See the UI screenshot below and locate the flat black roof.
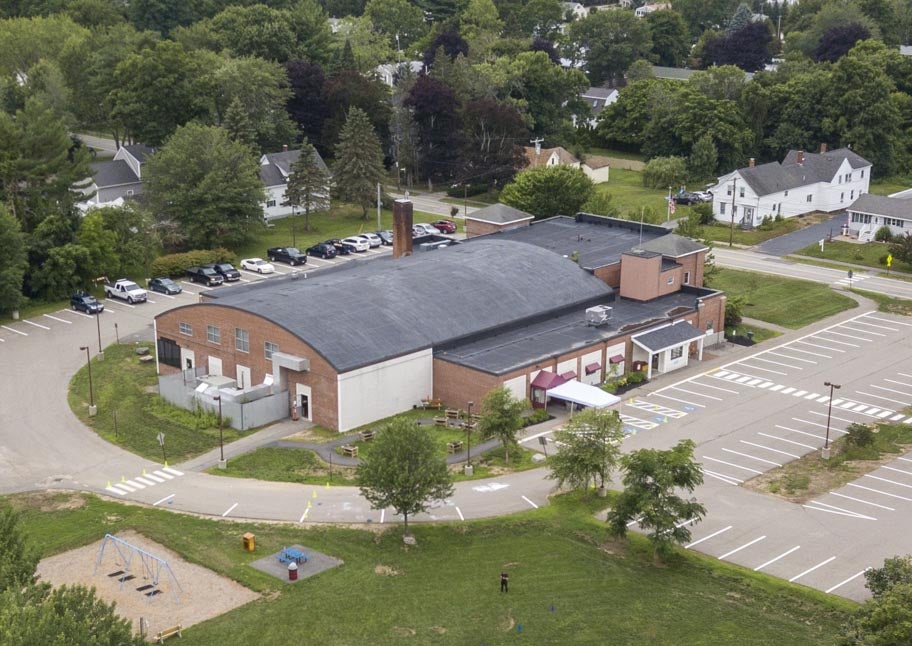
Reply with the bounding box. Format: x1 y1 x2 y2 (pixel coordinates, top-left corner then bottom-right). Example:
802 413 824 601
435 288 718 375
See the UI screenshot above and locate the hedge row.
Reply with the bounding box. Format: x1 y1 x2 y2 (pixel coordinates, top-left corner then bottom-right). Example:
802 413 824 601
150 248 236 278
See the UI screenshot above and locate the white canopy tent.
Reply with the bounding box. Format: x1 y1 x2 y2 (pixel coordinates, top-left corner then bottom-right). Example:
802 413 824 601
546 380 621 411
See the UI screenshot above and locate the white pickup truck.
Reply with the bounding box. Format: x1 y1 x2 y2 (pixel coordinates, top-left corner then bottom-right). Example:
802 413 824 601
104 279 148 304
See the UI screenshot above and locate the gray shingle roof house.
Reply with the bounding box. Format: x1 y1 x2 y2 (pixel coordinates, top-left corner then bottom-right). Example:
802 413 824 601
846 192 912 240
709 147 872 227
77 144 154 210
260 147 330 221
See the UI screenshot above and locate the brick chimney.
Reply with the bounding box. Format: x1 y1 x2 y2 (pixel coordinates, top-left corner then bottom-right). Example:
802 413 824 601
749 158 755 168
392 199 413 258
282 144 288 152
797 150 805 164
820 143 827 153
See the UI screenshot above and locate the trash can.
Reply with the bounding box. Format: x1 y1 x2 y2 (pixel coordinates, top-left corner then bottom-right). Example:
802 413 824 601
242 532 255 552
288 562 298 581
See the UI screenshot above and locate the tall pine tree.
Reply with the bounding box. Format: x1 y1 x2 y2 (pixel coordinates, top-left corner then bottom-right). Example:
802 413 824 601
283 140 329 231
333 107 385 219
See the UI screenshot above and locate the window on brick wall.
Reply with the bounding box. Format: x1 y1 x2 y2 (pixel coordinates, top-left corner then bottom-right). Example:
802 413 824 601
235 328 249 353
206 324 220 344
265 341 278 360
179 322 192 336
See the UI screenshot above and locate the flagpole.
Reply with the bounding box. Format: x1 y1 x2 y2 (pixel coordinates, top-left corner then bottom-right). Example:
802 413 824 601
667 186 672 222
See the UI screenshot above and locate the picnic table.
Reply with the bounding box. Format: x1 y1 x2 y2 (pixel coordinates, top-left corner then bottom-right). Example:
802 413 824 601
279 547 307 565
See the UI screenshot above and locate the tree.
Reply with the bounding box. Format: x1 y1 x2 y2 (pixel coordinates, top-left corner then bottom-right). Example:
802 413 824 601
365 0 427 50
283 141 329 231
357 417 454 538
0 207 27 314
76 211 118 280
476 386 528 464
334 16 394 73
422 29 469 68
500 165 594 218
222 97 258 150
606 439 706 559
643 156 688 189
647 9 691 67
727 3 752 32
814 23 871 63
285 60 327 151
841 556 912 644
405 74 464 183
144 123 264 249
460 0 503 59
0 506 37 593
548 409 624 494
515 0 563 40
462 98 528 185
333 107 386 219
889 233 912 266
627 59 655 82
320 69 391 159
701 21 772 73
689 134 718 180
565 10 653 87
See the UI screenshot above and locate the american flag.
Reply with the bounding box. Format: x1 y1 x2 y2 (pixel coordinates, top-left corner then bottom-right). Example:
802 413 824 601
668 198 676 214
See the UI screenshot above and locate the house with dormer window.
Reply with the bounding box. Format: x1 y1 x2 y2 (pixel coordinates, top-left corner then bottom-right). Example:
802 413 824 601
260 146 330 221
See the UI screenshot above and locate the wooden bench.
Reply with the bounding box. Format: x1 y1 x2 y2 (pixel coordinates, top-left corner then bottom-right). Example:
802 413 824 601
359 429 375 442
445 409 460 420
447 441 464 454
155 624 182 643
341 445 358 458
420 398 443 410
434 417 448 427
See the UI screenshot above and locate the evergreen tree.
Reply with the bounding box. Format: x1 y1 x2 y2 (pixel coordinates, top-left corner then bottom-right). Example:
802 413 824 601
689 134 719 180
333 106 385 219
283 140 329 231
222 97 257 151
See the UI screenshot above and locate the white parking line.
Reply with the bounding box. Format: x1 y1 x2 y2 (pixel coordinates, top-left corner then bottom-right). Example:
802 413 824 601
899 457 912 463
651 393 705 408
792 418 842 432
750 356 803 370
63 309 93 319
758 432 816 450
1 325 27 336
222 503 238 517
784 346 832 358
740 440 799 459
522 495 539 509
299 510 309 523
685 525 732 549
865 314 912 327
866 474 912 489
803 501 877 520
380 510 385 524
850 319 898 332
847 483 912 502
789 557 836 582
718 536 766 560
774 425 826 441
702 469 742 485
455 506 464 521
826 568 871 594
43 314 71 324
721 448 781 467
817 330 867 344
735 363 787 376
702 456 764 475
753 545 801 572
23 320 50 330
857 390 910 407
671 387 722 400
840 325 885 337
794 340 846 353
767 352 817 365
153 494 175 506
885 378 912 387
829 492 894 511
872 384 912 397
106 299 135 308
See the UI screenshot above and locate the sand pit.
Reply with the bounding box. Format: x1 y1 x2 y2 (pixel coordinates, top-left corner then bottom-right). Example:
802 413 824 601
36 531 258 639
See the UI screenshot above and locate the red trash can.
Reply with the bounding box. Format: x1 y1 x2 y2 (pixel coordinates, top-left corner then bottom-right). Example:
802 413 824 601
288 562 298 581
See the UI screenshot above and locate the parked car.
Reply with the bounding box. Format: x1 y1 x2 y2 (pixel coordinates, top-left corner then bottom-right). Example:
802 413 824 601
432 220 457 234
358 232 382 248
693 191 713 202
325 239 353 255
412 223 439 237
205 262 241 281
186 266 224 286
147 277 182 295
267 247 307 266
104 279 148 304
240 258 275 274
306 242 337 259
376 230 393 245
70 291 104 314
674 192 700 206
341 236 370 252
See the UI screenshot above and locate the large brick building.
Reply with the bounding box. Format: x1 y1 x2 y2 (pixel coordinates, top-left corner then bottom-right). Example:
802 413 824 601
155 210 725 431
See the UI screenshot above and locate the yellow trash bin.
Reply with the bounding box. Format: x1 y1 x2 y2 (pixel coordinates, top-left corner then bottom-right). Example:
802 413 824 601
242 532 255 552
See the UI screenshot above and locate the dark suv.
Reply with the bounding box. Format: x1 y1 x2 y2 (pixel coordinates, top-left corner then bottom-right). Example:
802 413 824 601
267 247 308 266
186 266 224 286
70 291 104 314
205 262 241 281
306 242 337 259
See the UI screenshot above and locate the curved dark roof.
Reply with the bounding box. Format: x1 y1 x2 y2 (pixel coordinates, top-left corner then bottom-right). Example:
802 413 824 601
201 239 612 372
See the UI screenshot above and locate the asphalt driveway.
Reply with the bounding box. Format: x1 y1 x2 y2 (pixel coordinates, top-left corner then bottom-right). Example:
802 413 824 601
757 212 847 256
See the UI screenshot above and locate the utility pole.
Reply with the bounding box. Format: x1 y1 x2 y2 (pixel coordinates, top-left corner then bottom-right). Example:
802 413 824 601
377 183 381 231
729 176 738 248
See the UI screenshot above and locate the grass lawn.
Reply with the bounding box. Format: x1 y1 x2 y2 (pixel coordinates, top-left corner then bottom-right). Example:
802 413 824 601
868 178 911 196
69 343 243 462
590 168 691 220
725 324 780 344
0 297 72 326
7 491 853 645
794 240 912 275
698 219 801 246
209 447 358 486
852 289 912 316
585 147 646 162
231 204 438 262
706 268 857 328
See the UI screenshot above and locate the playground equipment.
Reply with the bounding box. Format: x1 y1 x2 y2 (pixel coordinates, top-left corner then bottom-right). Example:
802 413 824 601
93 534 183 605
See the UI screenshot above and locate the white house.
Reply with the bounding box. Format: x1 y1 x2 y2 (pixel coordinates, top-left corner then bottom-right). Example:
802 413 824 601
77 144 154 211
573 86 619 128
709 146 872 228
260 147 331 221
635 3 671 17
561 2 589 20
846 193 912 241
522 145 610 184
374 61 425 87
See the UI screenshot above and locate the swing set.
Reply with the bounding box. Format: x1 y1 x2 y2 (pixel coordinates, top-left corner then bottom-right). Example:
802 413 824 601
93 534 183 605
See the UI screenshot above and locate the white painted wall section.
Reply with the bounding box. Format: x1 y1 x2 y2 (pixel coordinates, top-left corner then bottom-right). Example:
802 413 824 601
503 375 526 401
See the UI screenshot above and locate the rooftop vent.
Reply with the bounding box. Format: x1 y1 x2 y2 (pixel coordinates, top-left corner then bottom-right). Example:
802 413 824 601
586 305 613 326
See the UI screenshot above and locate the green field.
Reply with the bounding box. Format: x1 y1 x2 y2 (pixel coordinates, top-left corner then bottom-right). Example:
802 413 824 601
706 268 857 328
699 219 801 246
8 492 853 645
794 240 912 275
868 178 911 196
589 168 691 220
69 343 243 462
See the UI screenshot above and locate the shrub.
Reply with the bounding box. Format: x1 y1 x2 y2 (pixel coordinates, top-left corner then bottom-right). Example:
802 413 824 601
642 156 688 189
846 423 875 448
626 371 647 385
758 215 774 230
878 254 891 266
446 182 489 198
691 202 715 225
522 408 550 427
874 225 893 242
601 382 618 394
150 248 236 277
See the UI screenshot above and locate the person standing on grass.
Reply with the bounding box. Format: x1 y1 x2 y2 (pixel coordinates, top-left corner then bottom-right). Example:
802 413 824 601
500 572 509 593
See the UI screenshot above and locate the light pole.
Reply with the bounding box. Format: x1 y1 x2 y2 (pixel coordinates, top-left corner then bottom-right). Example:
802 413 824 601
291 205 297 247
79 345 97 417
95 311 103 359
823 381 841 460
214 394 226 469
464 401 474 476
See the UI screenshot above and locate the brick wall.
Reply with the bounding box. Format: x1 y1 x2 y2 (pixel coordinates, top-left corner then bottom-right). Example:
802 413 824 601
465 218 531 239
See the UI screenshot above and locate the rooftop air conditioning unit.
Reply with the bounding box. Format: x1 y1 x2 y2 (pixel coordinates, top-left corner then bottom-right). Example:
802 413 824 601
586 305 613 326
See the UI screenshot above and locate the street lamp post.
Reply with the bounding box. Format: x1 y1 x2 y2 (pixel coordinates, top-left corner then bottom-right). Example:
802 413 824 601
95 311 104 359
291 205 297 247
214 394 226 469
79 345 97 417
823 381 841 460
464 401 474 476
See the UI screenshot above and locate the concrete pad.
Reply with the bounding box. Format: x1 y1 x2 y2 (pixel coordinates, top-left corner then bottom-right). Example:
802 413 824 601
249 544 343 584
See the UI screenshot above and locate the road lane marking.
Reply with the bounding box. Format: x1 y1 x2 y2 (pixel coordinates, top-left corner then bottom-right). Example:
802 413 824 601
789 557 836 582
754 546 801 572
163 466 183 476
758 432 816 450
718 536 766 560
43 314 71 324
826 568 872 594
1 325 27 336
455 506 464 521
805 392 821 399
300 509 309 523
721 448 781 467
740 440 799 459
702 456 764 474
135 476 156 486
153 494 175 506
105 486 126 496
829 492 894 511
124 479 145 489
685 525 732 549
114 482 135 492
153 470 174 480
144 473 165 483
222 503 238 517
522 495 539 509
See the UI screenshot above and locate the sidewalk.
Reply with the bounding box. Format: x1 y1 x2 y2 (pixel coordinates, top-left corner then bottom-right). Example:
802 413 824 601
178 421 303 472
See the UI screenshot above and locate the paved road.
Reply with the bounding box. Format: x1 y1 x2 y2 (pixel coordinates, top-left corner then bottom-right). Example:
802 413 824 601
389 191 480 219
757 213 848 256
75 133 118 155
